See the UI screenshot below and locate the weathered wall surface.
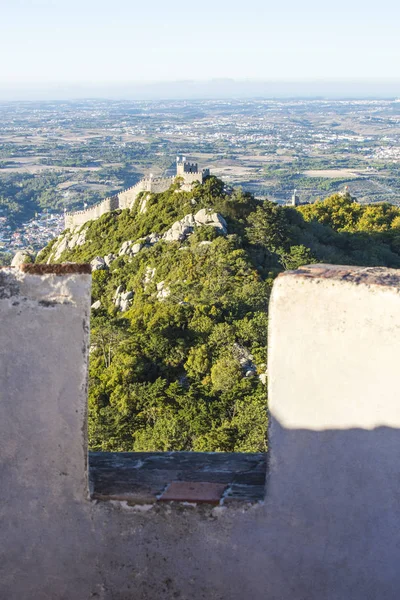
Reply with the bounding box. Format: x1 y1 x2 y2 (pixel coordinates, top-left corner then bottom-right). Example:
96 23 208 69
2 264 400 599
266 264 400 598
0 265 95 598
117 180 147 210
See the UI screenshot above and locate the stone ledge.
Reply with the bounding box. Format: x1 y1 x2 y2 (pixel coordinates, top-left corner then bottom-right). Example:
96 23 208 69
280 264 400 288
20 263 92 275
0 263 91 275
90 452 266 505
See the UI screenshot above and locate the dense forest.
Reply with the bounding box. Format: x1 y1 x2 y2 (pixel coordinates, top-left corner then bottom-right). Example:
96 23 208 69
38 177 400 452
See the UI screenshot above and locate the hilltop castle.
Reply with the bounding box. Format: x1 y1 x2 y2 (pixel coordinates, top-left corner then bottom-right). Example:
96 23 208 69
65 157 210 229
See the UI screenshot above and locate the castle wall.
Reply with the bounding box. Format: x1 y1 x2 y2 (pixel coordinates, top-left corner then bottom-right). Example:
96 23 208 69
117 180 148 210
2 263 400 599
65 158 210 230
179 171 204 185
65 195 119 229
65 177 178 229
148 176 176 194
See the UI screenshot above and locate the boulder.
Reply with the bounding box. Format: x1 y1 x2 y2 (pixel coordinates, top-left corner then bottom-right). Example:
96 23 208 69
118 241 143 257
91 300 101 310
118 241 131 256
147 233 160 245
213 213 228 234
129 243 142 256
163 220 193 242
193 208 210 225
120 299 130 312
104 254 116 267
113 287 134 312
48 236 68 263
182 214 196 227
11 250 33 268
70 226 87 248
121 291 134 301
194 209 227 234
156 281 171 301
47 226 87 263
90 256 107 271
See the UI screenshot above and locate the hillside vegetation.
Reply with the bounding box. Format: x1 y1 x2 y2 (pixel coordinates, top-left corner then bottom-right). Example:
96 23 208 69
38 177 400 452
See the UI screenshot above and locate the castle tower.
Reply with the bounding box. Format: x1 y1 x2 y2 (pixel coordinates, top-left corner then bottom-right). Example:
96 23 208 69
175 156 210 188
176 155 199 176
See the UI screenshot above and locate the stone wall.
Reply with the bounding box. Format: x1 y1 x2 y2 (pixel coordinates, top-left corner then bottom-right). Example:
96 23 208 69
65 194 120 229
65 162 209 229
65 173 200 230
2 263 400 599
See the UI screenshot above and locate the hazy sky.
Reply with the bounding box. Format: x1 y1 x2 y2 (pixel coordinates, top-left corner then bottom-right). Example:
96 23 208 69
0 0 399 84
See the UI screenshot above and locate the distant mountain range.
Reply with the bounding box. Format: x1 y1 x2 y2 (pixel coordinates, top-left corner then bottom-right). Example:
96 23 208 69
1 79 400 101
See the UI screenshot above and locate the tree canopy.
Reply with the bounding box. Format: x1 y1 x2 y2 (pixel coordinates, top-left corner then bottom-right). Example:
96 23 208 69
38 180 400 452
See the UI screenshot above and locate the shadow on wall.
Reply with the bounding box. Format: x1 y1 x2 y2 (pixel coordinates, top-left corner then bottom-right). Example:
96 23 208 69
258 417 400 599
68 420 400 600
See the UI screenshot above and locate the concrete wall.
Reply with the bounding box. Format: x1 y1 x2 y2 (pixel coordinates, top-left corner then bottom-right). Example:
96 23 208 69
2 263 400 599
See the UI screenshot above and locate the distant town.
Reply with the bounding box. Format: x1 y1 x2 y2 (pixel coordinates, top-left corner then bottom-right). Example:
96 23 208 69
0 97 399 258
0 210 64 254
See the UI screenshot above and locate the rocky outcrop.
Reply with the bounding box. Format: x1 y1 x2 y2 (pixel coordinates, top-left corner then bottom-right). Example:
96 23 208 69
104 254 116 267
90 256 108 271
113 286 134 312
139 194 150 214
163 214 196 242
162 210 227 243
46 207 227 270
118 241 143 257
46 225 87 263
115 208 227 260
193 209 227 234
156 281 170 301
11 250 33 268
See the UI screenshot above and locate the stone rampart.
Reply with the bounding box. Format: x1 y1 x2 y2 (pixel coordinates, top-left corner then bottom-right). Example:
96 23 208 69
4 263 399 598
65 195 119 229
65 176 179 229
117 180 148 210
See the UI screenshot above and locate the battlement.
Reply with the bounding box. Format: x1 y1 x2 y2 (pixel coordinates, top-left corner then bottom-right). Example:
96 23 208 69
64 159 209 229
2 264 400 598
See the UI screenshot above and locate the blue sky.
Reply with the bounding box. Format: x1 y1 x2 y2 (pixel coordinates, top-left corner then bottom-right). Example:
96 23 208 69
0 0 399 84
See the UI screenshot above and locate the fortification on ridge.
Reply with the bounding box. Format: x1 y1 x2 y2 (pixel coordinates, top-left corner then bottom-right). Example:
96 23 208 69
64 157 210 229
